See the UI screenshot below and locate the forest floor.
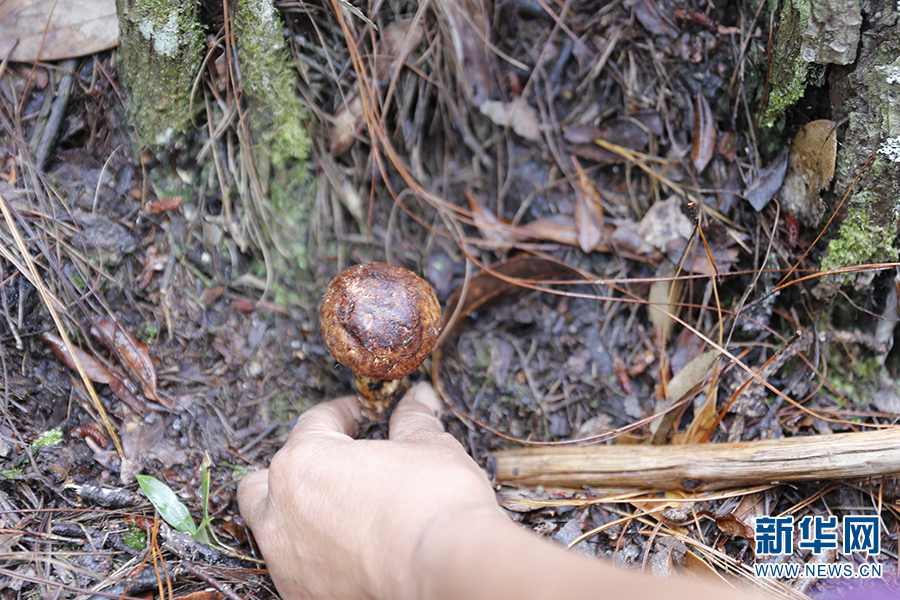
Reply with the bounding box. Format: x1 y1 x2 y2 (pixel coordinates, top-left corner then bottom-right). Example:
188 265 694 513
1 0 899 598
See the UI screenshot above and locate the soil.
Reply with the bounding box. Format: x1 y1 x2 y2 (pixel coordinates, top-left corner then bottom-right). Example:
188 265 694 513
1 0 899 598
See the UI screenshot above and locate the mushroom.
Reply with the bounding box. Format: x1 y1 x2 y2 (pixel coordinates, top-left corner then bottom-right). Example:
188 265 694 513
319 262 442 419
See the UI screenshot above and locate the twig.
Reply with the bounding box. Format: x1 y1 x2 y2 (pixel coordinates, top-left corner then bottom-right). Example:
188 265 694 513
493 428 900 492
33 58 78 170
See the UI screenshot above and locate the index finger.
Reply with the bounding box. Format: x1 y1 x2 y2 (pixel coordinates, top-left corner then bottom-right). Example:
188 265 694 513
285 395 362 446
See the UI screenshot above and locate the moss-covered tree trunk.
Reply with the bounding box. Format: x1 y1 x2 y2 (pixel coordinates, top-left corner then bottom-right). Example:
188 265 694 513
115 0 204 152
766 0 900 275
823 0 900 274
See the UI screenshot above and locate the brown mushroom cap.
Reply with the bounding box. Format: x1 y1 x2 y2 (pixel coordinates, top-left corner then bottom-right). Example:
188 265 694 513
319 262 442 381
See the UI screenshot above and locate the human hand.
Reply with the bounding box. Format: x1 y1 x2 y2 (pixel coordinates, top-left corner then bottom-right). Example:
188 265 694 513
237 383 505 600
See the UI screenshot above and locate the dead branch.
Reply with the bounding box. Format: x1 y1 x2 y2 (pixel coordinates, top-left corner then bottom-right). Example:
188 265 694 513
493 428 900 492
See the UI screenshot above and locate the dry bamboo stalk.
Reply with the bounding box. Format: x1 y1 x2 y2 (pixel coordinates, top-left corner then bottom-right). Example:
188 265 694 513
493 428 900 492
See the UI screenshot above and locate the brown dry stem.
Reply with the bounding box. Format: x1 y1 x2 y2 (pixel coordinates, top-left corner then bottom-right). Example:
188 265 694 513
494 428 900 492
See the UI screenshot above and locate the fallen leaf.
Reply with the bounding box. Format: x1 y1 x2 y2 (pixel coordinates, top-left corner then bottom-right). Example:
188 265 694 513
666 350 719 408
610 219 652 254
479 97 542 141
777 119 837 226
0 0 117 62
119 413 187 482
638 196 693 254
651 537 687 578
330 95 364 155
713 512 753 539
566 111 662 163
39 331 146 412
436 0 495 106
628 0 677 37
572 157 605 252
650 349 719 443
39 331 114 385
91 317 159 405
717 131 738 162
466 191 521 247
440 256 579 331
520 214 580 247
691 92 716 174
745 148 789 211
648 277 679 340
680 361 724 444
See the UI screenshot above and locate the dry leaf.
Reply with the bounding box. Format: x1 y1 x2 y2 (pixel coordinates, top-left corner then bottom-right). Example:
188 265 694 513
628 0 677 37
40 331 114 385
330 96 364 155
713 512 753 539
467 192 520 247
777 119 837 226
572 157 605 252
717 131 738 162
666 350 719 406
0 0 117 62
479 97 542 141
679 361 724 444
610 220 652 254
691 92 716 174
437 0 495 106
520 214 579 247
648 277 678 340
650 350 719 442
745 148 789 211
566 111 662 163
638 196 693 253
91 317 159 405
39 331 146 412
441 256 578 331
651 537 687 578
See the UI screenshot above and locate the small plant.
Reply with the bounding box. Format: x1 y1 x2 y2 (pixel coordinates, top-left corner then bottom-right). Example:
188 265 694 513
136 453 219 545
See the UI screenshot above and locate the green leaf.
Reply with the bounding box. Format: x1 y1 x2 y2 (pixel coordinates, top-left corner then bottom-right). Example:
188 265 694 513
136 474 198 536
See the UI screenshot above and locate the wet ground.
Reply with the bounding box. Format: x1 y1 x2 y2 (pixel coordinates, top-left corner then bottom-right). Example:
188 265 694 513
1 0 899 597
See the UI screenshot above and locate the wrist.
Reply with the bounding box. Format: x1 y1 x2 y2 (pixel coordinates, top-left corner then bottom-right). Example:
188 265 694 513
412 505 512 600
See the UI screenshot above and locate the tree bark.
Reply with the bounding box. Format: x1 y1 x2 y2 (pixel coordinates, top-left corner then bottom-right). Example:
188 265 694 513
115 0 204 153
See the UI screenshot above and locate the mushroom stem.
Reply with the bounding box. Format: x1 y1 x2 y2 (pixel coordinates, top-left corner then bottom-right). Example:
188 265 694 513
352 373 410 419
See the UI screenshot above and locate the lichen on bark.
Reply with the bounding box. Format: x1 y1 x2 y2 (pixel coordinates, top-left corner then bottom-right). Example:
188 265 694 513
821 192 898 277
825 0 900 273
115 0 204 150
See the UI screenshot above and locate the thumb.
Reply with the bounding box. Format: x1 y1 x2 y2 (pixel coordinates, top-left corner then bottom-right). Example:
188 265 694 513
389 382 445 441
237 468 269 530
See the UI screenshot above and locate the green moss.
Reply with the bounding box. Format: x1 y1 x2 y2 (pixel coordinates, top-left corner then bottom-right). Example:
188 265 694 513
31 428 63 451
763 0 812 126
822 347 882 407
123 524 148 551
232 0 311 166
230 0 315 301
821 192 899 279
136 321 160 343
